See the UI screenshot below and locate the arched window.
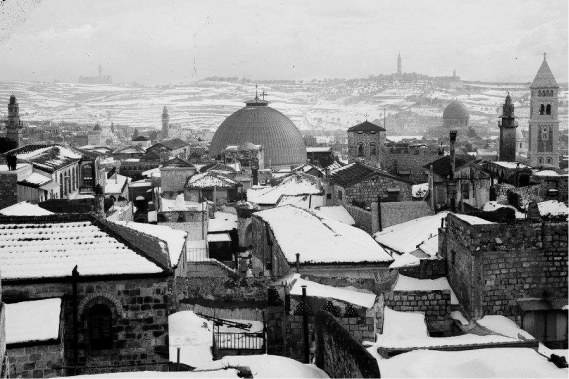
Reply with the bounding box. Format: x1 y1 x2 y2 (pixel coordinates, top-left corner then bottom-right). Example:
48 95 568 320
357 143 364 157
538 90 542 97
546 157 552 165
538 157 544 164
546 104 551 115
539 104 545 115
82 165 93 188
370 143 377 156
88 304 113 350
541 126 549 141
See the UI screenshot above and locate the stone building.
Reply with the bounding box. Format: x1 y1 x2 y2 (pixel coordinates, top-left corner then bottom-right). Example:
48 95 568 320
306 147 334 168
184 172 241 204
159 157 197 195
328 161 413 208
384 143 441 183
440 213 568 347
147 138 189 161
347 120 386 166
528 54 560 168
0 214 172 376
161 106 169 139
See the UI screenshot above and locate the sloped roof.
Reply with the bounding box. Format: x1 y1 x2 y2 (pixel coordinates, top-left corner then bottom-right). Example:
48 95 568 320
0 214 168 280
247 172 322 205
530 57 558 88
132 135 149 141
347 120 385 133
150 138 189 151
199 162 237 174
3 144 84 173
0 201 54 216
162 156 195 169
112 145 145 154
331 162 413 187
254 205 393 264
186 172 238 189
423 155 469 177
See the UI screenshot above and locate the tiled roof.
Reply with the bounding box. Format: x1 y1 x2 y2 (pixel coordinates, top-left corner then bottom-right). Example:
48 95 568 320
0 214 168 280
132 135 149 141
161 157 195 169
423 155 469 178
530 57 558 88
185 172 238 189
112 145 146 154
151 138 189 151
3 144 83 173
347 120 385 133
330 162 412 187
199 162 237 174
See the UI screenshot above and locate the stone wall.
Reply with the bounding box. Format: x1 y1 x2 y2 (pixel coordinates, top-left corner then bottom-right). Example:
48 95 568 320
398 258 447 280
342 176 412 207
0 171 18 210
3 276 170 375
343 204 373 233
379 201 433 228
443 214 568 320
8 342 65 378
384 290 452 335
251 216 293 277
314 311 381 378
385 148 440 183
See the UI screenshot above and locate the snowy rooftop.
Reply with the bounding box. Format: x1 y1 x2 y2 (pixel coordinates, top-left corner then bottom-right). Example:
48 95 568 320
208 212 238 233
277 194 325 209
533 170 561 177
482 201 526 219
537 200 568 218
492 161 530 169
313 205 355 225
186 172 237 189
18 172 52 187
0 201 53 216
393 274 458 304
290 276 376 308
8 144 83 173
112 221 187 266
454 214 496 225
254 205 393 264
104 174 130 194
382 307 428 340
374 212 449 255
247 173 322 205
411 183 428 198
0 217 165 280
6 298 62 344
160 195 207 212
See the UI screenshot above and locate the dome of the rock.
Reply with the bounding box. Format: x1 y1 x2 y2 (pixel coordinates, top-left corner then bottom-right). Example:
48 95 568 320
443 101 469 128
209 97 306 167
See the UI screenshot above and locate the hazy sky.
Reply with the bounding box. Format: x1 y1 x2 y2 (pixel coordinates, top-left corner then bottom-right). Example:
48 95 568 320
0 0 567 84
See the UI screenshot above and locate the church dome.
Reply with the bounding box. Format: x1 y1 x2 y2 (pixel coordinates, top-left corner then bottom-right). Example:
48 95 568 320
209 98 306 167
443 101 469 128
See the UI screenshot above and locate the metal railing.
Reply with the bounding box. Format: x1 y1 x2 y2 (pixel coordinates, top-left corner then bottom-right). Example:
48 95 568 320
214 332 265 351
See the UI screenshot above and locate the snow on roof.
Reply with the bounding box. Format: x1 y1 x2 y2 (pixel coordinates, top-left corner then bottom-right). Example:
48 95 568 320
382 307 428 339
374 212 449 255
477 315 534 340
194 354 329 379
313 205 355 225
290 276 376 308
142 167 161 177
412 183 428 198
393 274 458 304
482 201 526 219
375 348 565 378
112 221 187 266
389 253 421 269
417 235 438 257
0 201 53 216
537 200 568 218
104 174 130 194
208 212 237 233
277 194 325 209
168 311 214 368
454 214 496 225
534 170 560 176
450 310 469 326
207 233 231 243
306 146 332 153
71 369 240 378
492 161 530 169
19 172 51 186
247 173 322 205
254 205 393 264
186 172 237 189
12 145 83 172
6 298 62 344
160 196 206 212
0 219 164 280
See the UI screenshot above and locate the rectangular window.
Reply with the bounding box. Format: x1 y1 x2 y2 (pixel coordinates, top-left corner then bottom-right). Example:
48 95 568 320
338 190 343 201
326 193 332 200
451 250 456 266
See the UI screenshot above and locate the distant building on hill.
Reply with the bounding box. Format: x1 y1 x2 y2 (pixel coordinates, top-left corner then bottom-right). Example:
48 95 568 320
78 64 112 84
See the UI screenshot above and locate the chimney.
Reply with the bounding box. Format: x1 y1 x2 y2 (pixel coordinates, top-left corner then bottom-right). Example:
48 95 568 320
449 130 457 180
94 184 105 218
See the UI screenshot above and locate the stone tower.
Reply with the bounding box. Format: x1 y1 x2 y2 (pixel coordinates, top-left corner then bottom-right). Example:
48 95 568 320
498 93 518 162
528 54 559 167
6 95 23 148
397 53 402 75
162 106 169 139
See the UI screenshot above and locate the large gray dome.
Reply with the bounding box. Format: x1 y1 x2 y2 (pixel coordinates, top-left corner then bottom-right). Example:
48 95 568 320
209 99 306 167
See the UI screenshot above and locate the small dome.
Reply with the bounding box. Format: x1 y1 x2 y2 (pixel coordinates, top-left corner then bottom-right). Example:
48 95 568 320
93 123 102 131
443 101 469 128
9 95 17 104
210 100 306 167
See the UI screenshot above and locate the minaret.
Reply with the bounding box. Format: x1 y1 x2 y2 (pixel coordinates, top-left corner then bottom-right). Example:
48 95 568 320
498 93 518 162
528 53 559 167
98 63 102 77
162 106 169 139
6 95 23 148
453 68 456 78
397 53 402 75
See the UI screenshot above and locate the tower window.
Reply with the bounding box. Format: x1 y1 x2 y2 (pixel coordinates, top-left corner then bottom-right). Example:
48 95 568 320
357 143 365 157
539 104 545 115
547 157 552 165
538 157 544 164
370 143 377 156
546 104 551 115
541 126 549 141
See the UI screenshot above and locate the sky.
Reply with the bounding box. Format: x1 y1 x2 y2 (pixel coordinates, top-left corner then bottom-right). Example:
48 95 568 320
0 0 567 84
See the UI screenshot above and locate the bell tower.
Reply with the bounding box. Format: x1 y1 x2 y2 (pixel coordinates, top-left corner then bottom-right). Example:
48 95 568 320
162 106 169 139
498 93 518 162
528 53 559 167
6 95 23 148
